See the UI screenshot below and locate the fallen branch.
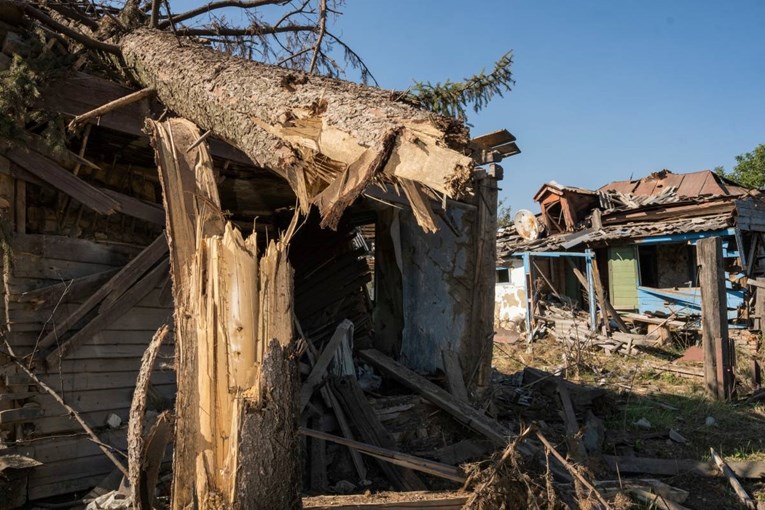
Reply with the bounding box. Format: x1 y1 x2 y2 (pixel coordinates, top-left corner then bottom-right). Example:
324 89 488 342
1 336 128 477
300 427 466 483
710 448 757 509
534 429 612 510
68 88 156 129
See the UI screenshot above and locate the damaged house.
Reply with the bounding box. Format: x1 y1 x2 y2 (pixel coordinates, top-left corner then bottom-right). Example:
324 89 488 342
496 169 765 342
0 5 524 508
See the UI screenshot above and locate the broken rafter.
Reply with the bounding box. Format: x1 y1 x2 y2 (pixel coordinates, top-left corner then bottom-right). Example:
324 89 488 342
299 320 353 411
5 146 118 215
67 87 156 129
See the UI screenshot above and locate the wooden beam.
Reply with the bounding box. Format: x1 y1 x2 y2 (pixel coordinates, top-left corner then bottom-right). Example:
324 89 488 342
710 448 756 509
603 455 765 478
36 233 168 354
300 428 465 483
440 350 469 403
697 237 734 400
359 349 513 448
299 320 353 411
331 376 425 491
46 258 170 364
5 146 118 215
99 188 166 225
68 87 156 129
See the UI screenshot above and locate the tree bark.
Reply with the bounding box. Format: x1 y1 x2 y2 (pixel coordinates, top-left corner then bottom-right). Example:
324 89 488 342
122 28 472 230
150 118 299 509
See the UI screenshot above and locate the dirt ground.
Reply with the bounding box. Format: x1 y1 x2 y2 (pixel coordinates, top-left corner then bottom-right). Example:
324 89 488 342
491 333 765 509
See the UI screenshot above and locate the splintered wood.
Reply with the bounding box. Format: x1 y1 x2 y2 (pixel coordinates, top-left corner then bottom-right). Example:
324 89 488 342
150 118 299 509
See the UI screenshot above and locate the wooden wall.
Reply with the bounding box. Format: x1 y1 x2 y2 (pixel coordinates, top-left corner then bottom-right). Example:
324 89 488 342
0 174 175 502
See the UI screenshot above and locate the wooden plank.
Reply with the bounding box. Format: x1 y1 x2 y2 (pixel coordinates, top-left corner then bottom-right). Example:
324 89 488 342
5 432 126 463
10 257 120 281
46 258 170 363
12 268 119 306
303 492 468 510
309 415 328 492
603 455 765 479
332 376 425 491
300 320 353 411
15 178 25 234
697 238 734 400
12 234 140 265
99 187 166 225
359 349 511 447
710 448 757 509
36 233 168 352
556 380 587 462
440 350 469 403
9 328 173 349
8 369 174 392
28 473 107 501
755 278 765 331
300 428 465 483
5 147 118 214
64 343 175 360
0 406 44 425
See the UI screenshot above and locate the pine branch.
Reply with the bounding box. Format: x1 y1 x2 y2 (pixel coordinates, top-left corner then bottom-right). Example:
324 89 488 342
407 51 514 119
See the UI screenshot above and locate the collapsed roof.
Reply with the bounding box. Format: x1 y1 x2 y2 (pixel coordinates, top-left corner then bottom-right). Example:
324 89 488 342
499 169 762 258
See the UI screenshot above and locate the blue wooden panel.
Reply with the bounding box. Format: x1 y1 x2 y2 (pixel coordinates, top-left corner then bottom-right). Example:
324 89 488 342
637 286 743 320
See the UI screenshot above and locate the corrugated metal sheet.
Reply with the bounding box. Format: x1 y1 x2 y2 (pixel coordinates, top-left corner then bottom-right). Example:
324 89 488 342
599 170 749 198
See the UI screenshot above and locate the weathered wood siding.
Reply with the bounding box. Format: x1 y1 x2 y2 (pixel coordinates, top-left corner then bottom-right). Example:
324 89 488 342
0 234 175 501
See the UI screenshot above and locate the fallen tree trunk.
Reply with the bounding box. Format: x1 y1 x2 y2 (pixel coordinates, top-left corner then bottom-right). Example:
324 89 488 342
151 118 299 509
122 28 473 229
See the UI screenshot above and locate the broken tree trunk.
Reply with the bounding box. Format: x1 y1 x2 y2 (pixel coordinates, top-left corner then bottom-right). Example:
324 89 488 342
121 28 473 230
151 118 300 509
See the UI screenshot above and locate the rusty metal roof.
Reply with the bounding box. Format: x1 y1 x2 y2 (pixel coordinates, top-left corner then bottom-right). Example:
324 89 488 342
599 169 748 198
497 211 735 259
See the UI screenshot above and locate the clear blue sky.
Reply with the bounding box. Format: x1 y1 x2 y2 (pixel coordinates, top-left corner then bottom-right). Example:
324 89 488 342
334 1 765 212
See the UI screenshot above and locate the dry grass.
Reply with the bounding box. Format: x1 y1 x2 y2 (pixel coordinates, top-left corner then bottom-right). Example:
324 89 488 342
491 333 765 508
